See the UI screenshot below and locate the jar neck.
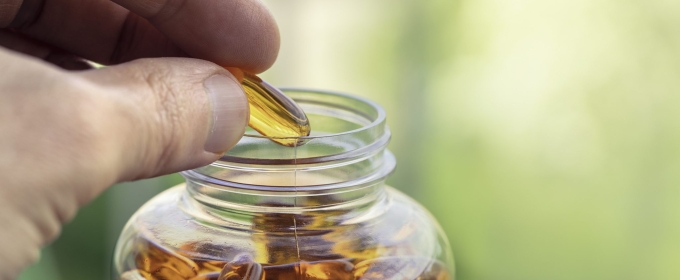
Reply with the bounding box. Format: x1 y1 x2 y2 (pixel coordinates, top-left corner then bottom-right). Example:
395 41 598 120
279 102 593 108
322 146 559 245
180 148 395 211
178 150 395 230
178 181 391 232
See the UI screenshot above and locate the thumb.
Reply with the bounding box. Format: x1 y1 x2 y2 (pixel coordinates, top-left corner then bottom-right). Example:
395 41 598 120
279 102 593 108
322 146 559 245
79 58 249 181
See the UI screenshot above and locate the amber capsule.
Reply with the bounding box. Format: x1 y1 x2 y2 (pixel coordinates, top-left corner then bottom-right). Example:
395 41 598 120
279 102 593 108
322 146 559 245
133 238 199 279
353 257 450 280
119 269 153 280
263 260 354 280
218 254 264 280
241 73 310 147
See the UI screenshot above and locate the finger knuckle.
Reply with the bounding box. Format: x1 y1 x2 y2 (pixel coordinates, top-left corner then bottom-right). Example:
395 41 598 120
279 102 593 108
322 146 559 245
136 64 189 175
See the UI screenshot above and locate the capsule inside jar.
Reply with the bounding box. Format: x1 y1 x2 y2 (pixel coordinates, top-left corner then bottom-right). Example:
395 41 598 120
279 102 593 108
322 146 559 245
240 72 310 147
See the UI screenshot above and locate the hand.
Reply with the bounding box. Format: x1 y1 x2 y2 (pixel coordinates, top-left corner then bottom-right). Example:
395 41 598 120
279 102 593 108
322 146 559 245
0 0 279 278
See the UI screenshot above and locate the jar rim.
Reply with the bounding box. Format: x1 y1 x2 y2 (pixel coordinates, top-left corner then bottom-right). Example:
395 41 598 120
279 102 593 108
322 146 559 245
186 88 395 192
184 88 394 196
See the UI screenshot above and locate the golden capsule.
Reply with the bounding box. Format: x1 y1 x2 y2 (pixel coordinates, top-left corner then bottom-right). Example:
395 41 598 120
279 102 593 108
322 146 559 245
241 73 310 147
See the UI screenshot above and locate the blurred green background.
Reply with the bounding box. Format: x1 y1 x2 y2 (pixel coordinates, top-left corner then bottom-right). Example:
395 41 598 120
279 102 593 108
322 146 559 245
20 0 680 279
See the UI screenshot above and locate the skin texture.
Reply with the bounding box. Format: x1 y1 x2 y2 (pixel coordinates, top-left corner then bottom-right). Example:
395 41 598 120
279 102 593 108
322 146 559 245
0 0 279 278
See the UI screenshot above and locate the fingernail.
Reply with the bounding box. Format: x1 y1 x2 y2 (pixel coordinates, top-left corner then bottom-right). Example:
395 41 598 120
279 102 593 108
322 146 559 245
203 74 249 153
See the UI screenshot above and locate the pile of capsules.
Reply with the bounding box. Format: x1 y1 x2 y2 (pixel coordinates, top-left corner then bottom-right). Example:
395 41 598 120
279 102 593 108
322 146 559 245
119 238 451 280
119 197 451 280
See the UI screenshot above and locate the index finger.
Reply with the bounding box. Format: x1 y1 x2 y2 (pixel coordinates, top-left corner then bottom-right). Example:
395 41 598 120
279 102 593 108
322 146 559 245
5 0 279 73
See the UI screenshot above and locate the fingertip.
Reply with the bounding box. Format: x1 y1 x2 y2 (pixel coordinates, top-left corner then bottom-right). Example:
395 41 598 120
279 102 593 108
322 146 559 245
117 0 281 73
248 2 280 73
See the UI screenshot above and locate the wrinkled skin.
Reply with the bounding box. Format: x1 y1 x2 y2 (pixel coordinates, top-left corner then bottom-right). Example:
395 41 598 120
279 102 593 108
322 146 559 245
0 0 280 278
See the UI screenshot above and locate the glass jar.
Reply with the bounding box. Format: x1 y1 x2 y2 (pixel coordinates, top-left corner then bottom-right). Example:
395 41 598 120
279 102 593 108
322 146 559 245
112 89 455 280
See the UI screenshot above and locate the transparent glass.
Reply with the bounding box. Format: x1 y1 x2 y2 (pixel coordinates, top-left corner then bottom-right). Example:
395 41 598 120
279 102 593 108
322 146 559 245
112 89 455 280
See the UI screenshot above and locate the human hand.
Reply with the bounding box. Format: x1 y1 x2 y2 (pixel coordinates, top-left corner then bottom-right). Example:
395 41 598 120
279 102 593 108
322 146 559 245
0 0 279 278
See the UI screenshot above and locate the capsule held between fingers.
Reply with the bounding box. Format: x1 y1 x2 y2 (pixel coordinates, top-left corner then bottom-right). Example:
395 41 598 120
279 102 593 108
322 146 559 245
241 73 310 147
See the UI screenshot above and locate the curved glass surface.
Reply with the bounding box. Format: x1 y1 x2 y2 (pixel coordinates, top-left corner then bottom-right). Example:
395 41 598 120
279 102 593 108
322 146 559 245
112 89 455 280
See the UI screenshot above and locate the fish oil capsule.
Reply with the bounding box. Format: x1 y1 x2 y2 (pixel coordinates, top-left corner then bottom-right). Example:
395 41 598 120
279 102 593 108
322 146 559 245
353 256 446 280
119 270 153 280
133 238 199 279
241 73 310 147
263 260 354 280
218 253 264 280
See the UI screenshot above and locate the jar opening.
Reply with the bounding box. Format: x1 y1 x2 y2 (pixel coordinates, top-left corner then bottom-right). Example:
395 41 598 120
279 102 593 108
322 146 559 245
183 89 394 193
